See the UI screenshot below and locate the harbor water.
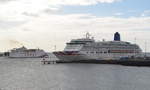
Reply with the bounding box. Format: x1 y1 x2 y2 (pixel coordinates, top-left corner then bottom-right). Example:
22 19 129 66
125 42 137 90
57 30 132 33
0 57 150 90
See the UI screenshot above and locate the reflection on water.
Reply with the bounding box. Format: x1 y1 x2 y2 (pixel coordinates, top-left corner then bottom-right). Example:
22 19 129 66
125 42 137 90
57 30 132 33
0 57 150 90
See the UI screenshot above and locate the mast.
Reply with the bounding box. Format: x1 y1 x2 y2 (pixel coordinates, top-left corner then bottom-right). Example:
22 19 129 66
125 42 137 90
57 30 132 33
54 45 56 51
134 37 136 56
134 38 137 44
145 41 147 57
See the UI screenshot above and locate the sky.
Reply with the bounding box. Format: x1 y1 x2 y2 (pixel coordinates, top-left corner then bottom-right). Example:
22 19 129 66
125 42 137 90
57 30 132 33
0 0 150 52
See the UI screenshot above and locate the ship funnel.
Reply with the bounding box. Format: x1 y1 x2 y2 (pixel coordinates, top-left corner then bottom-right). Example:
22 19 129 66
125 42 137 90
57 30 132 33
114 32 121 41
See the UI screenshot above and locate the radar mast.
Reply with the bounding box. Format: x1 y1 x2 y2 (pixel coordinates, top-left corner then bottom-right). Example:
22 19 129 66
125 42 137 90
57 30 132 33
86 32 90 39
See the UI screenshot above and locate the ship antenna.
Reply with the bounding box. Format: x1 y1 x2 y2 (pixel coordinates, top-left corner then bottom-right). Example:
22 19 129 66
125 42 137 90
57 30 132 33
54 45 56 51
134 38 137 56
134 38 136 44
86 32 90 39
145 41 147 57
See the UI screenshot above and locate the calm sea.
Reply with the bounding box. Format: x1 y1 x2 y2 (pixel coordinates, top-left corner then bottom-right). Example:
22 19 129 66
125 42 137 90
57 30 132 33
0 57 150 90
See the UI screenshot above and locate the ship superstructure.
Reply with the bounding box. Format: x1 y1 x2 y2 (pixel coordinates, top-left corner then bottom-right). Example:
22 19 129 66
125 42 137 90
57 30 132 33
9 46 47 58
53 32 142 61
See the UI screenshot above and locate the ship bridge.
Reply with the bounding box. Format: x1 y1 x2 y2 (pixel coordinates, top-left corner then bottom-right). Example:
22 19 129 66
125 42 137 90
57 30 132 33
64 38 95 51
68 38 95 44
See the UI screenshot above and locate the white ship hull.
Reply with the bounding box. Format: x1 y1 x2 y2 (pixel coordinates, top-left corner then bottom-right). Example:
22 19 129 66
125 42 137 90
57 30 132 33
53 51 140 61
9 46 47 58
9 55 45 58
53 51 116 61
9 54 47 58
53 51 95 61
9 51 47 58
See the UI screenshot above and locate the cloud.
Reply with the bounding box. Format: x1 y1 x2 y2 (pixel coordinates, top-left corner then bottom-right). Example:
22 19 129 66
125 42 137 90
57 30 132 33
3 14 148 52
0 0 122 5
0 13 150 51
46 0 122 6
0 0 122 28
0 0 122 16
0 0 15 3
114 12 123 16
1 0 150 52
0 20 26 29
141 10 150 17
22 12 39 17
8 39 23 47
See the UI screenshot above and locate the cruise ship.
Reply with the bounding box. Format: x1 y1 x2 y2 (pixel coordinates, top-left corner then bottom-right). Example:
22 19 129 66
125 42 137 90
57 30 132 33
9 46 47 58
53 32 142 61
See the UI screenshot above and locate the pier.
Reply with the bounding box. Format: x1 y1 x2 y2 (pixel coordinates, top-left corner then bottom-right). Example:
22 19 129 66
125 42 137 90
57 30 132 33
41 60 57 64
41 59 150 67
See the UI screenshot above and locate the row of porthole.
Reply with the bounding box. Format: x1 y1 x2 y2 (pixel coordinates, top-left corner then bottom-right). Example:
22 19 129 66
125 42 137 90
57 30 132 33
86 51 135 54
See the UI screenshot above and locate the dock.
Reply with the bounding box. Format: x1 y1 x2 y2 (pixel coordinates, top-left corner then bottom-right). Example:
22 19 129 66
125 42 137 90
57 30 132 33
41 60 57 64
56 60 150 66
41 59 150 67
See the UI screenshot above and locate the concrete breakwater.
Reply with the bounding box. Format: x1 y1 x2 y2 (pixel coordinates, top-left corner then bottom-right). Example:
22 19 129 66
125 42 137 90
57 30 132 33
55 60 150 67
